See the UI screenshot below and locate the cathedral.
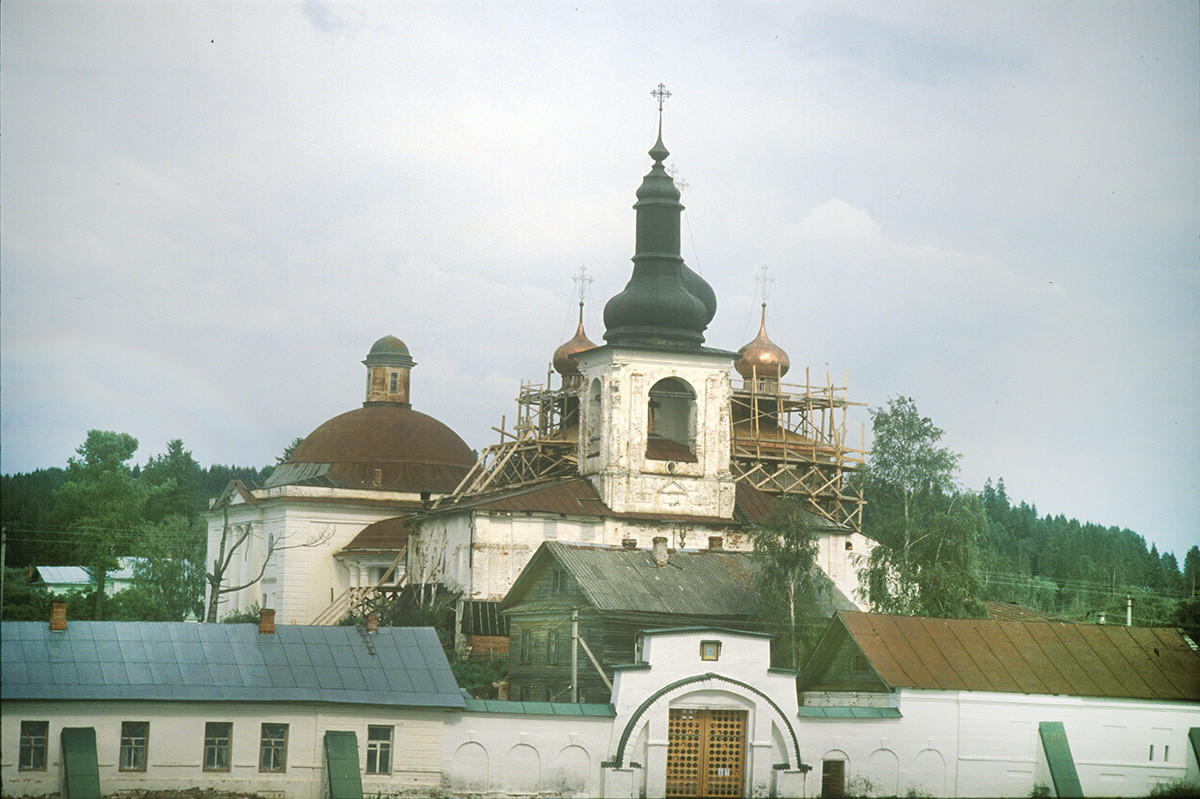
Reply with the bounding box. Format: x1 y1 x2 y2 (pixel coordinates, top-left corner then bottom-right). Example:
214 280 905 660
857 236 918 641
206 102 872 630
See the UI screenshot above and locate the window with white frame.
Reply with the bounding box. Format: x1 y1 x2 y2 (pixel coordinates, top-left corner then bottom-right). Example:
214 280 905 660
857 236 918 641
119 721 149 771
366 725 393 774
19 721 48 771
203 722 232 772
260 723 288 772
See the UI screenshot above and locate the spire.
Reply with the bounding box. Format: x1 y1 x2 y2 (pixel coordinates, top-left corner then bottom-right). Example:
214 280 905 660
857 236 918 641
603 85 715 349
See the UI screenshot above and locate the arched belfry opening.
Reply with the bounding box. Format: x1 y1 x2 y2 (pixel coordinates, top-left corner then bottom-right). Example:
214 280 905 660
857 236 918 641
647 377 697 463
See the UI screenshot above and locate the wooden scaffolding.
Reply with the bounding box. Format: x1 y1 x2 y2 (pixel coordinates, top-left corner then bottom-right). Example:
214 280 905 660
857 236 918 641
437 368 866 534
729 368 866 532
434 379 578 506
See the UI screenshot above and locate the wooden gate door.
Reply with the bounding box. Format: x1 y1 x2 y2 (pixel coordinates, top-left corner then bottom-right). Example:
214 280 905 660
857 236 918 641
666 708 747 798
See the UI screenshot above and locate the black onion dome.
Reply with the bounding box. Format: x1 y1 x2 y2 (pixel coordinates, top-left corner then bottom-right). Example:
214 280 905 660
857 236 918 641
603 129 710 349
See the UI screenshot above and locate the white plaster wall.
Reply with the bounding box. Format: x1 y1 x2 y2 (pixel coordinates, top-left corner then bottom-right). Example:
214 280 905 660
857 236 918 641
797 689 1200 798
609 629 804 799
442 709 612 796
205 486 424 624
0 700 444 799
814 529 873 610
576 347 737 519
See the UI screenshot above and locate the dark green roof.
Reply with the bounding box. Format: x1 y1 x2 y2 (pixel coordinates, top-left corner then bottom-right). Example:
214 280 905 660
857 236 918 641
462 698 616 717
1 621 465 709
363 335 415 368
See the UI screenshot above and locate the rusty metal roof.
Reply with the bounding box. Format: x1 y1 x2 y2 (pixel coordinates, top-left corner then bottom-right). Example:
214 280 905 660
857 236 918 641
431 476 840 533
341 516 411 552
732 481 843 530
265 404 475 493
983 600 1066 623
828 611 1200 701
458 477 609 516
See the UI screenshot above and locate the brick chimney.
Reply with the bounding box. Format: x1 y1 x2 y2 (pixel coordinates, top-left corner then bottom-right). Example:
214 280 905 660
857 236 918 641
259 608 276 634
652 536 669 567
622 537 638 549
50 602 68 632
367 613 379 635
708 536 724 550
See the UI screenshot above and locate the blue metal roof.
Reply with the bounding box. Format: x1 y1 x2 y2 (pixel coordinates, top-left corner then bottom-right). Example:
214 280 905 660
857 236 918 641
0 621 465 709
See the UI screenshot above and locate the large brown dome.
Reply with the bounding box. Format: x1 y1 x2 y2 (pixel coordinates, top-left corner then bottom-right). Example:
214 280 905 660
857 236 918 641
265 404 475 493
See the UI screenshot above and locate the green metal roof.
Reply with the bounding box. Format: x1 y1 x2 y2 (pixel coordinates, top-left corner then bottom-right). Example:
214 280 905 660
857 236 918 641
795 706 902 719
462 698 616 717
1 621 465 709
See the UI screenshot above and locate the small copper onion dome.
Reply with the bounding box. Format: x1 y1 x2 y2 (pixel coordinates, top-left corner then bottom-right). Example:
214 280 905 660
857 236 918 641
735 303 790 380
553 302 597 376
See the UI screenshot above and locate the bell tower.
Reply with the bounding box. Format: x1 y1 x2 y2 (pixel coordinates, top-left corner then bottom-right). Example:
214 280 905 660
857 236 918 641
576 86 737 518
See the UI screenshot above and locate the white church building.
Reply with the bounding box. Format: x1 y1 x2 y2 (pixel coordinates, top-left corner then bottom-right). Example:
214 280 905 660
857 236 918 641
207 106 872 627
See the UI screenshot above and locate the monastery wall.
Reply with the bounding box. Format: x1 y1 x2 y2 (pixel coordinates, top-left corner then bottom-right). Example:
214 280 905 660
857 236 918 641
798 689 1200 798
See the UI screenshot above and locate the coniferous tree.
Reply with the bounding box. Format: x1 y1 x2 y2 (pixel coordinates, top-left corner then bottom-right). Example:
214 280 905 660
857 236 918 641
51 431 147 620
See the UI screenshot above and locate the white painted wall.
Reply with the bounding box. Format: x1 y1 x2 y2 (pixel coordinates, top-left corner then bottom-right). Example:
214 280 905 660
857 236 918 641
442 709 613 796
576 346 737 519
205 485 425 624
0 700 444 799
797 689 1200 798
608 629 807 799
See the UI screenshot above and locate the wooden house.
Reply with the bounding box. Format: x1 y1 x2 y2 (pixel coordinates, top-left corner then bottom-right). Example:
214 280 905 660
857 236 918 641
499 538 856 703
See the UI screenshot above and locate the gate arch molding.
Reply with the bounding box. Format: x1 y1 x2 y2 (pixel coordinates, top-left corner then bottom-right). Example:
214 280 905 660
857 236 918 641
606 672 802 770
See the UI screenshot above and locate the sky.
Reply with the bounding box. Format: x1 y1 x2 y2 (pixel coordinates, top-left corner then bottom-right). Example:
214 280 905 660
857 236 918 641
2 2 1197 560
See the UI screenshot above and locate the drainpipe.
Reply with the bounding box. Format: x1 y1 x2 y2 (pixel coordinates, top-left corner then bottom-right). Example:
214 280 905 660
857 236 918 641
571 609 579 704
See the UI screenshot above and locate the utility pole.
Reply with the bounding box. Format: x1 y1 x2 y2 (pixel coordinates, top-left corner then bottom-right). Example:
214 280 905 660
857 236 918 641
571 609 579 704
1 527 6 621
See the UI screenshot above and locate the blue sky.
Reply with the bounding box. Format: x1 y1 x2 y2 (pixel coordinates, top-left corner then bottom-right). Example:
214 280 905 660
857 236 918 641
2 2 1197 559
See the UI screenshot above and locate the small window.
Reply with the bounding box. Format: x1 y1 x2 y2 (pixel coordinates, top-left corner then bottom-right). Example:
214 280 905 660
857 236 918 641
822 759 845 798
260 723 288 772
203 722 232 772
547 630 559 665
119 721 149 771
389 372 398 393
700 640 721 661
19 721 49 771
551 568 568 594
366 725 393 774
521 630 532 663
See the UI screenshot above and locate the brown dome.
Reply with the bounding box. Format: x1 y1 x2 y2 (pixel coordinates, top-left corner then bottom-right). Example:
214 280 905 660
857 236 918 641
553 302 597 376
735 303 790 380
265 404 475 493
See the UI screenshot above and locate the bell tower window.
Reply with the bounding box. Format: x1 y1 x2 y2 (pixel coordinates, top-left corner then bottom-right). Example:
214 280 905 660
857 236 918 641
646 377 697 462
